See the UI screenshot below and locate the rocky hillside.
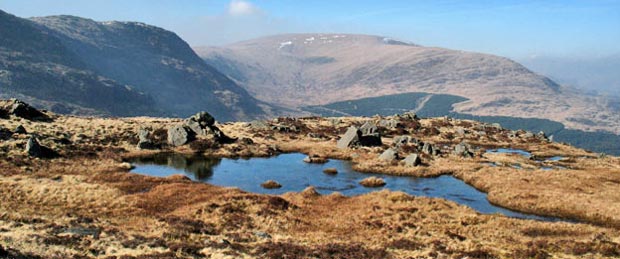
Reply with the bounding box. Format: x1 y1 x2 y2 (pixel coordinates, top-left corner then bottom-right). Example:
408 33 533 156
0 9 271 121
195 33 620 133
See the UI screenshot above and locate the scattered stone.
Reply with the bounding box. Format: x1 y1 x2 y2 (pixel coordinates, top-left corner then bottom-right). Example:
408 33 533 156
378 119 401 129
190 111 215 128
359 177 386 187
337 126 361 149
254 231 272 239
491 123 502 130
523 132 535 138
379 148 398 162
249 120 270 130
537 131 548 141
14 125 27 134
454 142 474 158
393 136 410 147
403 154 421 167
402 111 419 120
25 136 58 158
303 155 328 164
422 143 434 155
456 128 466 136
261 180 282 189
272 124 298 133
307 132 324 139
167 125 195 147
323 168 338 175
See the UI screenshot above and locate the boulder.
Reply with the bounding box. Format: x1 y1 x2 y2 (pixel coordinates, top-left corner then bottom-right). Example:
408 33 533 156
184 119 205 136
303 155 328 164
261 180 282 189
323 168 338 175
360 121 379 136
137 128 157 150
359 177 386 187
379 119 401 129
190 111 215 127
393 136 410 147
403 154 421 167
5 99 50 121
337 126 361 149
422 143 433 155
379 148 398 162
523 132 535 138
402 111 419 120
14 125 27 134
454 142 474 158
26 136 58 158
167 125 195 147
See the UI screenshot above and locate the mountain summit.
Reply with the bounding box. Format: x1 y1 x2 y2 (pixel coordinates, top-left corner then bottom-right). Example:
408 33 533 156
195 33 620 132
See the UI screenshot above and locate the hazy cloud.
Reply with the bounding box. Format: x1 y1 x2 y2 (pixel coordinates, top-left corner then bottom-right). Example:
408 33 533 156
228 0 260 16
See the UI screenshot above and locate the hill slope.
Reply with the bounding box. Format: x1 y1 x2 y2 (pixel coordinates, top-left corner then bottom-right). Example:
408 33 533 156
0 9 270 120
195 33 620 132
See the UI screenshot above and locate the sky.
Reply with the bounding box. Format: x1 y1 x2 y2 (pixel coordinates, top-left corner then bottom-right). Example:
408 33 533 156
1 0 619 59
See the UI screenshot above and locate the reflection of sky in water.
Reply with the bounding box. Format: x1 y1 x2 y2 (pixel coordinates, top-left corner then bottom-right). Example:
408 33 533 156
130 153 563 221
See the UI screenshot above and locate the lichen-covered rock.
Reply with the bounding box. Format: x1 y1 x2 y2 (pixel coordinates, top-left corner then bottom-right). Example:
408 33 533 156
379 148 398 162
137 128 157 149
167 125 195 147
393 136 410 147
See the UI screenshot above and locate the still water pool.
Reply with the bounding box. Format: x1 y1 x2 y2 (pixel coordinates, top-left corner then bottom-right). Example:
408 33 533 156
129 153 562 221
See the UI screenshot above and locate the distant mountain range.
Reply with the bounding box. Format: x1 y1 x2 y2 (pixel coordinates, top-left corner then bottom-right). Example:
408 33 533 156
519 54 620 97
195 33 620 133
0 9 272 121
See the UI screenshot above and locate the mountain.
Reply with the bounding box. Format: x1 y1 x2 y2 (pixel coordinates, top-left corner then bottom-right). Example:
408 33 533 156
195 33 620 133
0 9 270 121
519 54 620 97
0 9 155 116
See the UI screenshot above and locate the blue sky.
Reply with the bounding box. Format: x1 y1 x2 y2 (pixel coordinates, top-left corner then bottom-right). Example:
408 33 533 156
1 0 618 58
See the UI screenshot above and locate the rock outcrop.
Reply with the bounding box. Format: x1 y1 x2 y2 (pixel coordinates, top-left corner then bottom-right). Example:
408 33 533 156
0 99 51 122
379 148 399 162
25 136 58 158
403 154 421 167
137 128 157 150
454 142 474 158
336 123 382 149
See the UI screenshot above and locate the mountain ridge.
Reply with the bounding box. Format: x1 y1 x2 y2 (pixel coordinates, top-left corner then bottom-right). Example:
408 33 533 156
195 33 620 133
1 9 273 121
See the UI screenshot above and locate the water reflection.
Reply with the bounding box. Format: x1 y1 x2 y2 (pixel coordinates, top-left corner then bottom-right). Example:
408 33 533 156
130 153 221 181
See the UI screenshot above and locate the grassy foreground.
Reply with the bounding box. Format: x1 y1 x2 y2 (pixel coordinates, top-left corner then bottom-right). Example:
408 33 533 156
1 109 619 258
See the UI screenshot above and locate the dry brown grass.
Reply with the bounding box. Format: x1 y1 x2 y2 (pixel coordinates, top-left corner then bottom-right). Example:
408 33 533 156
1 113 620 258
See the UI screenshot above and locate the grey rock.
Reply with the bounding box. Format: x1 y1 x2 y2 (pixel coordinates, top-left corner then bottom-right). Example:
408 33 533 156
523 132 535 138
14 125 27 134
379 148 398 162
137 128 157 149
454 142 474 158
393 136 410 147
379 119 401 129
26 136 57 158
403 154 421 167
8 99 50 121
422 143 434 155
0 127 12 140
167 125 195 147
491 123 502 130
337 126 361 149
402 111 419 120
254 231 272 239
360 121 379 136
456 128 466 136
190 111 215 127
184 119 205 135
249 120 270 130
